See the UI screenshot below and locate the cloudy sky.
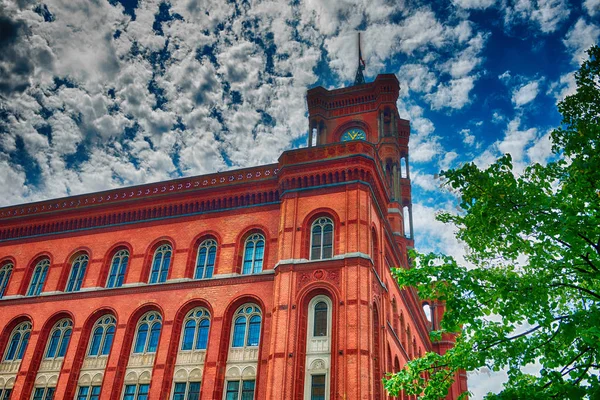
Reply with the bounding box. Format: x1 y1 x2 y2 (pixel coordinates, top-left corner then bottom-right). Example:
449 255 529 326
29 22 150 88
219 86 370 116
0 0 598 396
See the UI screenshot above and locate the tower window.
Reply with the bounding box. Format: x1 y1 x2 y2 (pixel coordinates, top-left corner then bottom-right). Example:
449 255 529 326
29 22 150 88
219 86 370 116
106 249 129 288
87 315 116 356
3 321 31 361
311 374 326 400
310 217 333 260
149 244 172 284
231 305 262 348
195 239 216 279
66 254 89 292
313 302 328 337
133 311 162 354
27 259 50 296
45 319 72 359
0 263 13 298
242 234 265 275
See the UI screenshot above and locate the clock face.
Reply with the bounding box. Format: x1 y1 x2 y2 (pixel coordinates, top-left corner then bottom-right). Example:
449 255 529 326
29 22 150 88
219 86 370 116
341 128 366 142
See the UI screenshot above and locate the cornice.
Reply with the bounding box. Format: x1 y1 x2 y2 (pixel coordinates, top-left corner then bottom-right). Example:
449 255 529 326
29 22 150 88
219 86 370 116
0 271 275 307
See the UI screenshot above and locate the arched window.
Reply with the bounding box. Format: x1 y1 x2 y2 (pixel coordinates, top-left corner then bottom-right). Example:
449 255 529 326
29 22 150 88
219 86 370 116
149 244 172 284
242 234 264 275
3 321 31 361
87 315 116 357
66 254 89 292
310 217 333 260
133 311 162 354
27 259 50 296
45 319 73 359
231 304 262 348
0 263 13 298
107 249 129 288
76 385 101 400
195 239 216 279
313 301 328 337
180 308 211 351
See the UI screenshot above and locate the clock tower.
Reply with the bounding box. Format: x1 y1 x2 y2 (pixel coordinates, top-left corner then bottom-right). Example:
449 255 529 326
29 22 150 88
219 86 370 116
306 74 414 257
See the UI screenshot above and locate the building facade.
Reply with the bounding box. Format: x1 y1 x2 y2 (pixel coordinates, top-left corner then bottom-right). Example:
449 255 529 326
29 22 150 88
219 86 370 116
0 74 467 400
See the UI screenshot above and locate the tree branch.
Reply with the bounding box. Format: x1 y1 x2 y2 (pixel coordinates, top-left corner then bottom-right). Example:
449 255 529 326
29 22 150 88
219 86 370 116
550 282 600 301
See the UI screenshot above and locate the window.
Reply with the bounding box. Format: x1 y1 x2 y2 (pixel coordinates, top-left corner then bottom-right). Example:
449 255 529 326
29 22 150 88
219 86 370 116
107 249 128 288
76 386 100 400
242 234 264 274
66 254 89 292
195 239 216 279
180 308 210 351
0 263 12 298
0 389 11 400
310 374 326 400
87 315 116 356
231 305 261 348
133 312 162 354
225 380 255 400
27 259 49 296
310 217 333 260
45 319 72 359
123 384 149 400
3 321 31 361
313 302 328 337
172 382 200 400
149 244 172 284
32 387 55 400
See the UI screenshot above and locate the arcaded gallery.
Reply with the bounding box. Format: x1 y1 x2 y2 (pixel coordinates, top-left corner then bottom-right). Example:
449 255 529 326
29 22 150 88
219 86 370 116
0 75 467 399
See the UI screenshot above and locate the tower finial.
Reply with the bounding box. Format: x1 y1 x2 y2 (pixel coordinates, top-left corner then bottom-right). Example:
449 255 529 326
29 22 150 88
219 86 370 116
354 32 366 86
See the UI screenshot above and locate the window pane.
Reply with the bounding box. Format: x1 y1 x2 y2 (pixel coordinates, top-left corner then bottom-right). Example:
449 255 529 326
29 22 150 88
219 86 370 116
252 241 264 274
187 382 201 400
242 242 254 275
1 389 12 400
314 302 328 337
107 256 120 288
195 247 206 279
117 256 128 286
66 262 79 292
138 384 149 400
149 253 162 283
159 251 171 283
5 332 20 360
123 385 136 400
196 319 209 350
134 323 148 353
57 328 71 357
17 331 30 360
33 388 45 400
0 268 10 298
241 380 255 400
148 322 161 352
182 320 196 350
173 382 186 400
225 381 239 400
206 246 216 278
76 386 89 400
311 374 326 400
89 327 103 356
46 330 61 358
311 226 322 260
102 326 115 355
37 267 48 295
247 316 261 347
44 387 55 400
28 268 41 296
232 317 246 348
90 386 101 400
75 260 87 291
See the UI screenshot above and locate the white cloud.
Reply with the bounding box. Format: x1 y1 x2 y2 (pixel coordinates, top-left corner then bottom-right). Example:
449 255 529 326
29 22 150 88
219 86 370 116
503 0 570 34
548 71 577 101
460 128 476 146
584 0 600 16
497 117 537 163
398 63 438 94
439 151 459 170
452 0 497 9
426 76 475 110
563 18 600 64
511 80 540 106
527 130 554 165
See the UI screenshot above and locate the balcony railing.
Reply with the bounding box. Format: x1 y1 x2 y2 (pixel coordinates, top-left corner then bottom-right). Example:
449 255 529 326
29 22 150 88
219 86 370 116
227 347 259 363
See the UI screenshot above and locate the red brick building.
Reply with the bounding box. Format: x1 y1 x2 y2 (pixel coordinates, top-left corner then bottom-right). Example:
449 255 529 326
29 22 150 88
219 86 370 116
0 74 467 400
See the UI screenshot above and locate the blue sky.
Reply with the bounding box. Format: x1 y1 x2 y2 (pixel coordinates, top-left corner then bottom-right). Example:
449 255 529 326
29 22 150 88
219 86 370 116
0 0 598 396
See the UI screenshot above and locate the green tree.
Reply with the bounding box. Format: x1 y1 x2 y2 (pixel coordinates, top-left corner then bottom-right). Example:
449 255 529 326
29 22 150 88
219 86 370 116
384 46 600 399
